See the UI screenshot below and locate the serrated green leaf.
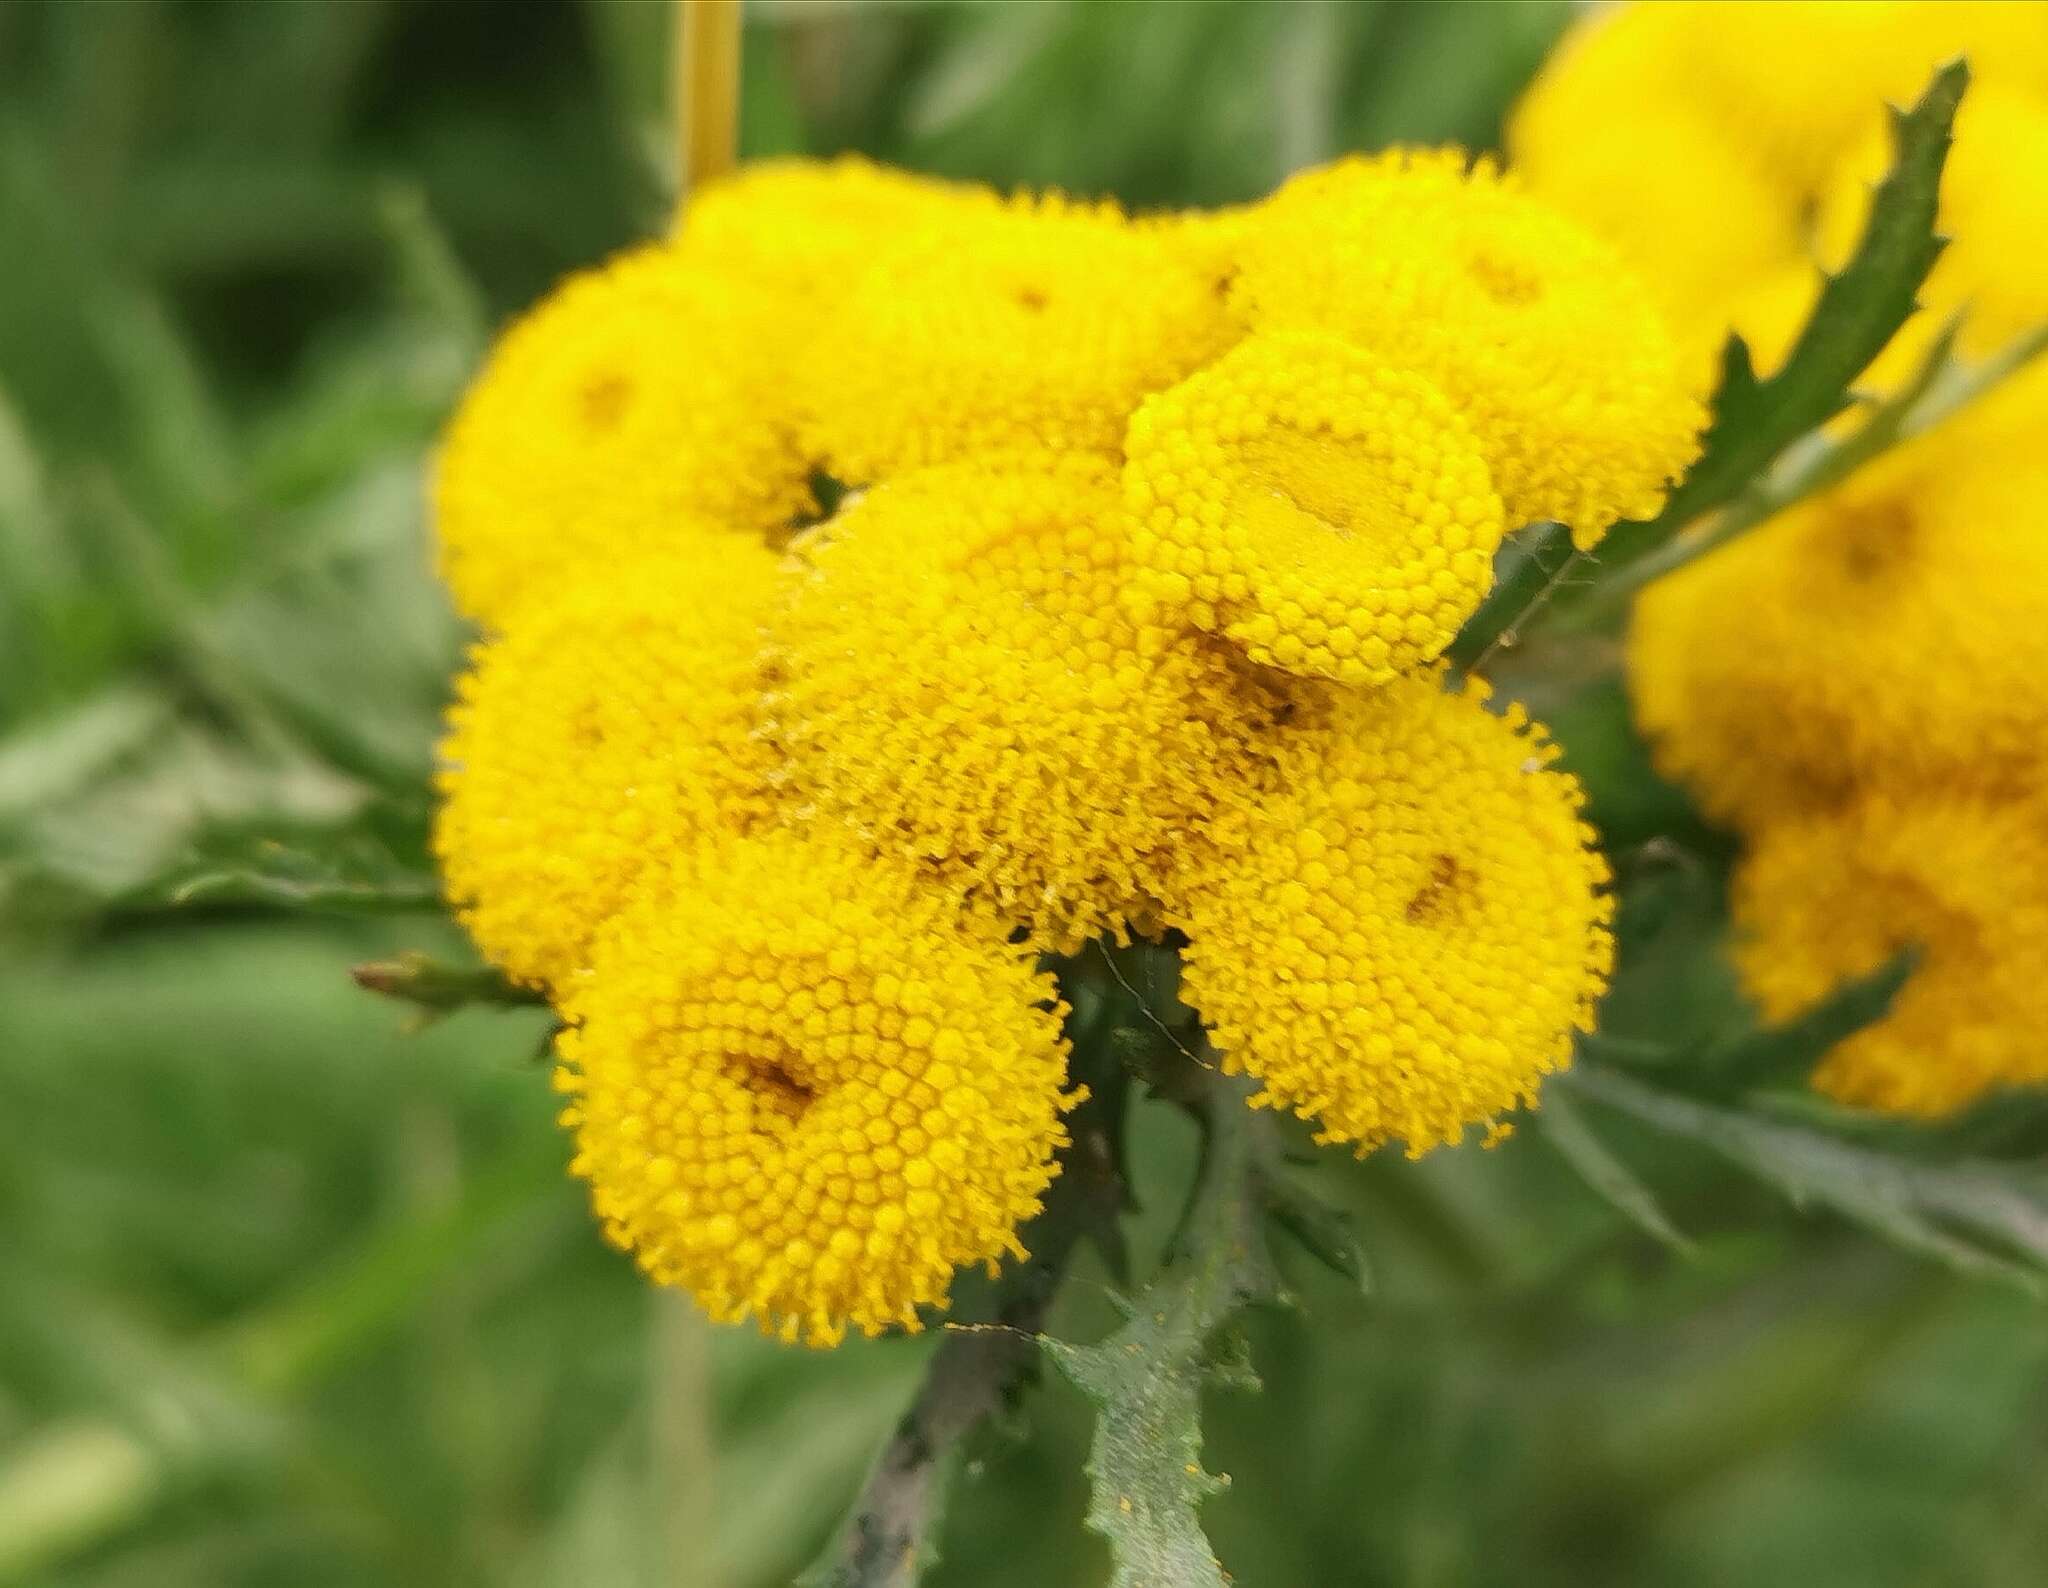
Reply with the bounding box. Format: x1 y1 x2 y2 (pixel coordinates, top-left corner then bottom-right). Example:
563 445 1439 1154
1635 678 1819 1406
1568 1064 2048 1290
1040 1090 1276 1588
1536 1085 1694 1254
1248 1117 1371 1293
1603 60 1963 542
1449 59 1965 668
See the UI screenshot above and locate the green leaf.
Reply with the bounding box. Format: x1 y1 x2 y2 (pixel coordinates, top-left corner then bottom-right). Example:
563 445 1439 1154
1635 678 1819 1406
116 814 440 921
1246 1116 1371 1293
1568 1064 2048 1291
1448 59 1966 667
1605 60 1963 543
1693 950 1918 1097
1040 1086 1277 1588
1535 1085 1694 1254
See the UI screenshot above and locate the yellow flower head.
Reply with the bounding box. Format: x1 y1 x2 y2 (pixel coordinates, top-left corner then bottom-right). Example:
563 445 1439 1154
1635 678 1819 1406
1230 148 1704 544
1507 8 1802 335
435 244 811 628
1121 331 1504 687
1629 384 2048 830
555 834 1075 1346
1171 673 1614 1156
802 193 1235 486
764 456 1261 953
675 155 999 328
1733 792 2048 1119
1817 83 2048 359
433 548 779 992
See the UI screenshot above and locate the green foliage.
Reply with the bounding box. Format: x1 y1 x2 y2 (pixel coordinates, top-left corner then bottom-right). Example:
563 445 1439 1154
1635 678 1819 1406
1572 1066 2048 1293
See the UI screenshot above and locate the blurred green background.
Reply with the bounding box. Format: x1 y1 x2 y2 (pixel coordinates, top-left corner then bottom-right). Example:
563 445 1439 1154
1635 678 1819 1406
2 2 2044 1584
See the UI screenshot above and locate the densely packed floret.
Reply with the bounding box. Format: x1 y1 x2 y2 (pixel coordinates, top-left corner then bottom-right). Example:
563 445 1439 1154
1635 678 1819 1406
433 151 1699 1342
1518 2 2048 1116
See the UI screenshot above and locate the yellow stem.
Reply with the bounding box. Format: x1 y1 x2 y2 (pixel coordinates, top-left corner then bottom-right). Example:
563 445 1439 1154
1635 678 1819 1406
676 0 743 198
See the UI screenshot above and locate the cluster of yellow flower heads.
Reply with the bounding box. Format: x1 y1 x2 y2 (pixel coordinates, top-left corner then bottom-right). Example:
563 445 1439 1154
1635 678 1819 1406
1517 4 2048 1116
433 150 1694 1341
1511 1 2048 380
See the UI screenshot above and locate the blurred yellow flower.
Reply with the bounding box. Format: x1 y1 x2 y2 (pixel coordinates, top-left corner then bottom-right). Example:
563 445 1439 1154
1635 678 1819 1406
1629 375 2048 830
1733 793 2048 1118
1817 83 2048 361
1513 1 2048 380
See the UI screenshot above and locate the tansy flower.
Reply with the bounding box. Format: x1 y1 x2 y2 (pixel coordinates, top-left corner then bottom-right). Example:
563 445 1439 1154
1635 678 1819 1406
1121 331 1505 688
801 193 1235 486
674 155 999 352
434 243 811 627
433 548 779 992
763 456 1268 953
1732 792 2048 1119
1228 148 1703 544
1628 386 2048 830
1507 8 1801 336
1170 672 1614 1156
554 834 1076 1345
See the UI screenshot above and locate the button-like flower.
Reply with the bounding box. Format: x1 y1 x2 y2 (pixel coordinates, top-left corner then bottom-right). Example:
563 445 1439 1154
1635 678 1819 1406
763 455 1267 954
434 244 810 627
1122 332 1504 687
802 193 1235 485
434 548 780 992
1170 672 1614 1156
1229 148 1702 543
556 834 1076 1345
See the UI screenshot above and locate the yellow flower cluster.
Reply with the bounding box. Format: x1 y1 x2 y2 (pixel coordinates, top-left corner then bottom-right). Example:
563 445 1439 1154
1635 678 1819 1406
1517 7 2048 1115
433 151 1679 1339
1511 1 2048 377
